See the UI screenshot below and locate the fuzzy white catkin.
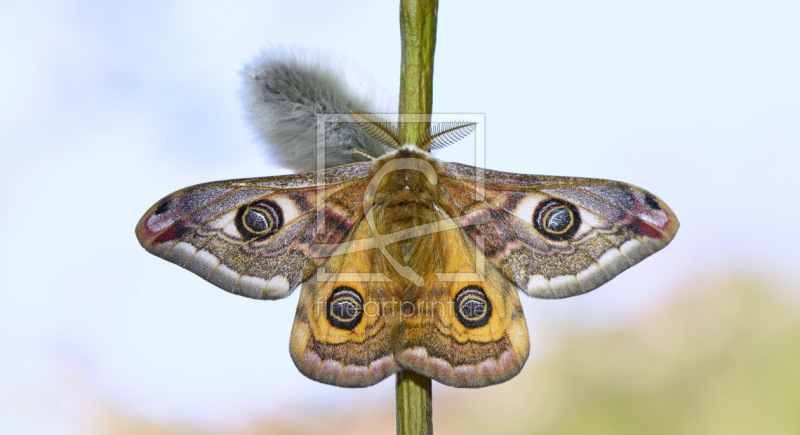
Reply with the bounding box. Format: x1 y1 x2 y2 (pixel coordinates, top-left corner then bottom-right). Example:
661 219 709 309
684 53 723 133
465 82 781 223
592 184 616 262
241 50 391 172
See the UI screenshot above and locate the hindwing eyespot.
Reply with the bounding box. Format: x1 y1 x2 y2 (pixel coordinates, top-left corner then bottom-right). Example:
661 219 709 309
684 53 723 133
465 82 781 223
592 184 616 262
326 286 364 330
454 285 492 329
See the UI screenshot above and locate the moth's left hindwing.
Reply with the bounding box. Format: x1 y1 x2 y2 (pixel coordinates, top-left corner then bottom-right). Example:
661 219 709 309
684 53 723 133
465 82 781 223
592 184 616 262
290 217 403 387
135 163 373 300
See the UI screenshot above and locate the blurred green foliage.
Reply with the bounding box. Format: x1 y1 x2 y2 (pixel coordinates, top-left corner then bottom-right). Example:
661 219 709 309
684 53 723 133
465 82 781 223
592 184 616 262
100 274 800 434
434 275 800 435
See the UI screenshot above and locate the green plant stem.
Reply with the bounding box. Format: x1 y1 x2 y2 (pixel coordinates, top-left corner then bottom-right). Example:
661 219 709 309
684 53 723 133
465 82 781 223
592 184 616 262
396 370 432 434
396 0 438 434
398 0 439 145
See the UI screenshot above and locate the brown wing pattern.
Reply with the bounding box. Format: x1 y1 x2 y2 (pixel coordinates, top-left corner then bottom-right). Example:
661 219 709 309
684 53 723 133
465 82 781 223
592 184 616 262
289 208 530 388
290 216 402 387
135 164 373 299
393 215 530 387
438 162 679 298
136 152 678 389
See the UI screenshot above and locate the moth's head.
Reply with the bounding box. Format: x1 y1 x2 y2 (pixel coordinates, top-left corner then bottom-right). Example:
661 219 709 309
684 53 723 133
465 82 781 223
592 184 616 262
350 111 476 154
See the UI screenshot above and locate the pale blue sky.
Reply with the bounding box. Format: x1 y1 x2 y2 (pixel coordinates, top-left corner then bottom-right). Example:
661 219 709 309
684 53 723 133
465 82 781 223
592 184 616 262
1 0 799 432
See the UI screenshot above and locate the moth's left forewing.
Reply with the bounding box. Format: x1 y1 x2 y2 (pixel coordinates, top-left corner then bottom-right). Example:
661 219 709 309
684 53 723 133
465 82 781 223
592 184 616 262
136 163 373 299
438 162 679 299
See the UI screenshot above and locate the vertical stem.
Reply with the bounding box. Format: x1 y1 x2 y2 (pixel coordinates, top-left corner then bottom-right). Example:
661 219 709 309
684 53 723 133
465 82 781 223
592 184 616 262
396 1 437 434
398 0 439 145
396 370 432 435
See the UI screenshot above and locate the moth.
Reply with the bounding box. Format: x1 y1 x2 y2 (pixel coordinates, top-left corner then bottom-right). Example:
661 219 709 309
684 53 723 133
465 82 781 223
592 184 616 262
136 53 679 388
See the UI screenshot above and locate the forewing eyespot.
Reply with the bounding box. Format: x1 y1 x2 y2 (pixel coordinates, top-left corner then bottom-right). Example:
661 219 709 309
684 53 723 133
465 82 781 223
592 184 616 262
235 199 284 240
533 199 581 241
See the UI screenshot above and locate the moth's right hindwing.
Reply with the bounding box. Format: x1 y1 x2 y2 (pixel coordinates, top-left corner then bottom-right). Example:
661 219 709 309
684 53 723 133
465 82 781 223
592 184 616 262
135 163 373 300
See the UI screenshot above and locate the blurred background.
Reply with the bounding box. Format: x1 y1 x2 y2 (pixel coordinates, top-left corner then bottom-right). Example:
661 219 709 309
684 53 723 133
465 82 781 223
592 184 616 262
2 0 799 433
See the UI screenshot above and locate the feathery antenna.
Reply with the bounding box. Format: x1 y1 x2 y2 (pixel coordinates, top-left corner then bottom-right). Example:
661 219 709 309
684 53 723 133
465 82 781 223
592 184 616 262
351 111 476 152
350 111 402 149
417 121 477 150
